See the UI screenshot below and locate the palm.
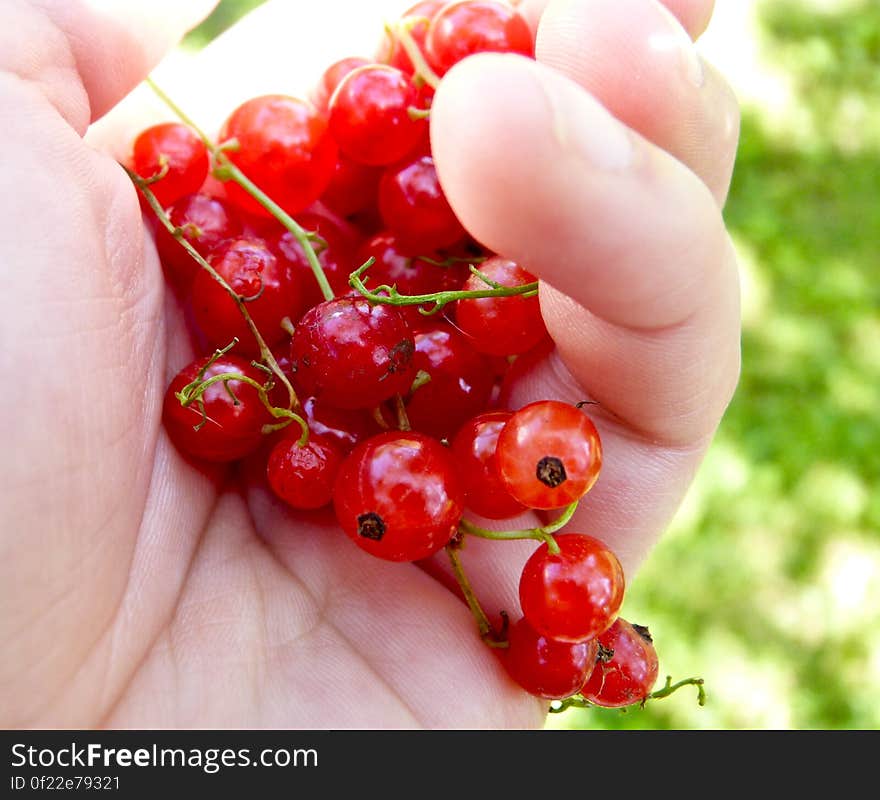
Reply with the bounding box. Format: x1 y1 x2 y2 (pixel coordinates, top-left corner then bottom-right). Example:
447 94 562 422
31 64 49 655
1 0 740 730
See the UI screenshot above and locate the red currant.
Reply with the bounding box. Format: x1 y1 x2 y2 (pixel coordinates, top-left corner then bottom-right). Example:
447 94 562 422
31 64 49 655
290 297 416 409
450 411 527 520
328 65 427 166
155 193 242 288
267 212 358 310
267 436 344 510
218 94 338 217
496 400 602 510
519 533 624 643
190 237 303 354
300 395 380 455
378 1 446 76
581 619 660 708
405 322 495 439
333 431 464 561
378 154 466 253
132 122 209 209
425 1 534 76
320 154 383 218
311 56 372 111
163 354 271 463
502 616 598 700
454 257 548 356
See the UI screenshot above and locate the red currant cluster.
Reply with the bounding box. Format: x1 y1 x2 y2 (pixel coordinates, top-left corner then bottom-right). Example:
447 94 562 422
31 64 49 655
127 0 690 713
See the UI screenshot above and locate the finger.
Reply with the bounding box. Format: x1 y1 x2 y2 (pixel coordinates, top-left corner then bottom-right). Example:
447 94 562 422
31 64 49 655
16 0 218 131
535 0 739 205
517 0 715 41
432 54 740 446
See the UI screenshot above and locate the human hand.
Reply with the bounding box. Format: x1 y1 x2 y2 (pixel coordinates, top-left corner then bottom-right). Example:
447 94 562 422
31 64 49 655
0 0 740 729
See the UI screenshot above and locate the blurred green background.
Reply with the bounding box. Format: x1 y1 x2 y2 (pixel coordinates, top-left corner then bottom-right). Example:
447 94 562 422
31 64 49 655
186 0 880 730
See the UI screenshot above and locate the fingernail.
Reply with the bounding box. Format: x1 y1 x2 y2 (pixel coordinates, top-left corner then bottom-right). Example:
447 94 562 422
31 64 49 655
650 0 705 88
538 69 633 171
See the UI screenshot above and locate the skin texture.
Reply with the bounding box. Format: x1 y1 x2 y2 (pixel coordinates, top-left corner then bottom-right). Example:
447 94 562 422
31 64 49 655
0 0 739 729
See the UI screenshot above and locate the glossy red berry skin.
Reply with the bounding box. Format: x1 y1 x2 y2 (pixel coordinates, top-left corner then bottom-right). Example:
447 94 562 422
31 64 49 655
155 193 242 287
450 411 527 520
582 619 660 708
132 122 209 209
190 237 303 354
378 154 466 253
454 257 548 356
329 65 427 166
405 323 495 440
378 1 446 75
311 56 372 111
519 534 624 643
298 395 380 455
163 355 270 463
425 1 534 76
267 436 344 510
290 297 416 410
267 212 358 310
503 616 598 700
320 155 383 218
218 95 338 217
496 400 602 510
333 432 464 561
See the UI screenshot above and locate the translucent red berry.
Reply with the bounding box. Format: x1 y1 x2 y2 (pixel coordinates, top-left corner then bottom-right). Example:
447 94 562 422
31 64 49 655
163 354 271 463
155 193 242 287
519 533 624 643
450 411 527 520
378 1 446 76
132 122 209 209
312 56 372 111
454 257 548 356
425 1 534 76
328 65 427 166
218 94 338 216
267 436 344 510
495 400 602 510
503 616 598 700
333 432 464 561
581 619 660 708
378 154 466 253
290 297 416 409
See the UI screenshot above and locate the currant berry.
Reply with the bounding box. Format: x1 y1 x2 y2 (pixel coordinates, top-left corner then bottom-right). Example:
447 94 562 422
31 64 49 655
378 1 446 76
190 237 303 353
405 322 495 439
503 616 598 700
290 297 416 409
163 354 271 463
450 411 527 520
581 619 660 708
496 400 602 510
132 122 209 209
454 257 548 356
267 436 344 510
320 154 383 218
155 193 242 287
328 65 427 166
299 395 380 455
311 56 372 111
267 212 358 310
218 94 338 216
378 154 467 253
425 1 534 76
333 431 464 561
519 533 624 643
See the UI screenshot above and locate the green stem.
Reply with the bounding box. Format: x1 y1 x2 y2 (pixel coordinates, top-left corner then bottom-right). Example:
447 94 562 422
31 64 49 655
458 501 578 555
126 168 299 412
387 20 442 91
349 260 539 316
648 676 706 707
145 78 334 303
446 543 508 648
